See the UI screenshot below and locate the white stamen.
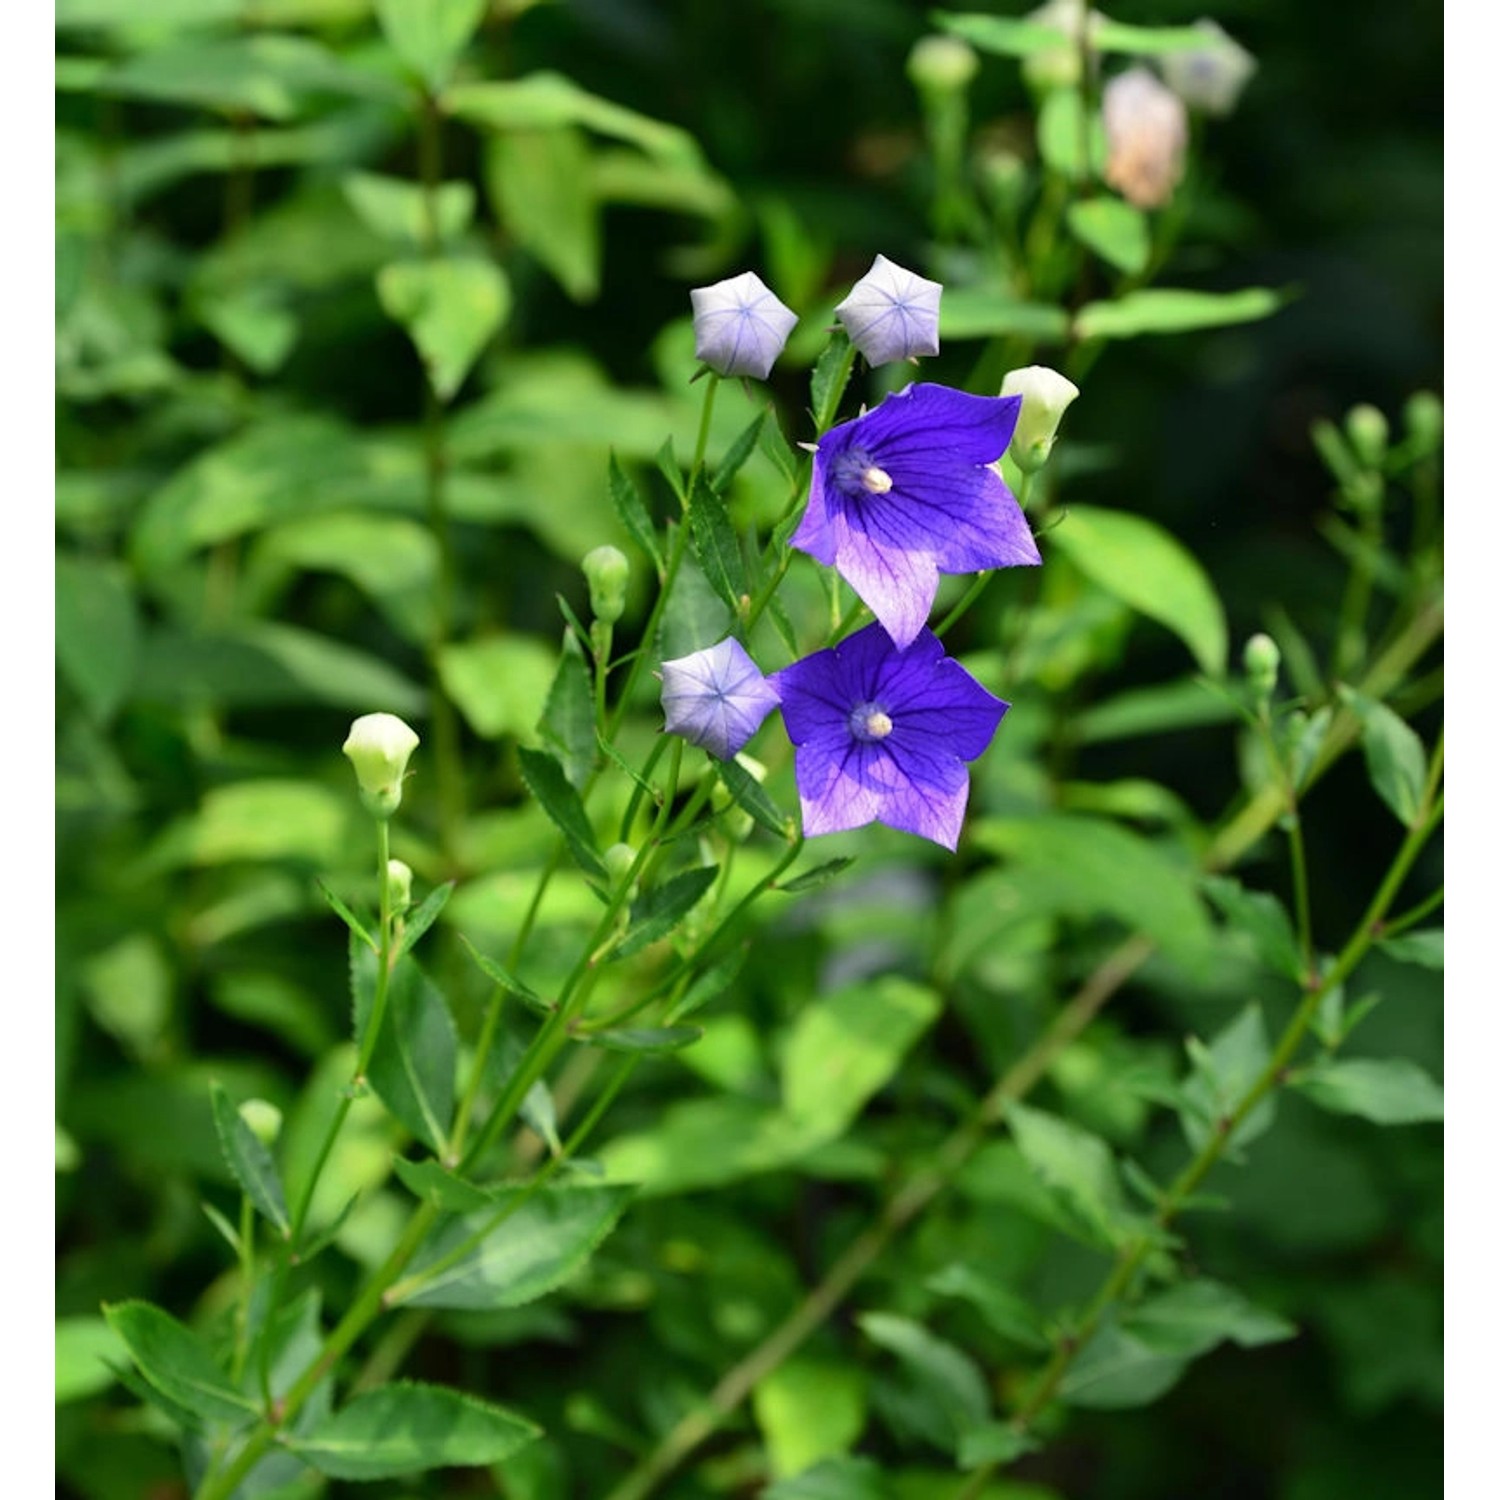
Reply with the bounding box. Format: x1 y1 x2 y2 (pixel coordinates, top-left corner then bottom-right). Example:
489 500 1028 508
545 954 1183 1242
864 709 894 738
860 465 893 494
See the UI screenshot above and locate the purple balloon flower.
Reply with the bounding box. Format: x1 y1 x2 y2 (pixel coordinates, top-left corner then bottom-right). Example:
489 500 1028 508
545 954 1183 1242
661 637 781 761
690 272 799 380
770 623 1008 851
790 382 1042 649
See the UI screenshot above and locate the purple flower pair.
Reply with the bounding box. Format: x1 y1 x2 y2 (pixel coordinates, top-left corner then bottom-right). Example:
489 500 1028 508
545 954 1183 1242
661 626 1006 852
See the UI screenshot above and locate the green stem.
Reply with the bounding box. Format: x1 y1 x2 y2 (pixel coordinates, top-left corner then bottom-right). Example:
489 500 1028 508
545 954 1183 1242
1378 883 1443 941
230 1195 255 1386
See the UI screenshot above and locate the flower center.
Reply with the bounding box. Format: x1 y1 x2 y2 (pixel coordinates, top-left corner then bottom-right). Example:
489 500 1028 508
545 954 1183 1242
849 701 894 742
832 447 894 499
860 464 893 494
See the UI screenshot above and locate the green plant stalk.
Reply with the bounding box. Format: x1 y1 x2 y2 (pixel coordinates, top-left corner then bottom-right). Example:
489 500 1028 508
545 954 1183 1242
1378 883 1443 941
1333 499 1385 681
230 1195 255 1386
601 598 1442 1500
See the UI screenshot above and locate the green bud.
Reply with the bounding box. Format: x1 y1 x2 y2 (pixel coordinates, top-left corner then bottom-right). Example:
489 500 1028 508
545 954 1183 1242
1345 404 1388 470
908 34 979 94
386 858 413 915
603 842 637 886
1000 365 1081 474
1243 632 1280 700
978 146 1028 213
342 713 420 819
583 545 630 626
238 1099 283 1148
1403 390 1442 455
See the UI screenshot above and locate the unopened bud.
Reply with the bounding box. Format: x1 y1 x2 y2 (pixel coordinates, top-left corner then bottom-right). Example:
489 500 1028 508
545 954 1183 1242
386 858 413 915
979 147 1028 212
1000 365 1081 473
238 1099 283 1148
1243 633 1280 700
583 545 630 626
342 713 420 819
1345 404 1388 470
908 34 979 94
603 842 637 886
1403 390 1442 455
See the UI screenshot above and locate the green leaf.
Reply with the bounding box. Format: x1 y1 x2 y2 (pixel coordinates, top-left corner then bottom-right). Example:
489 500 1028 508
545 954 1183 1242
197 286 299 374
537 639 596 789
1006 1102 1133 1248
1179 1003 1275 1154
613 866 719 958
688 473 749 612
377 257 511 402
439 635 557 741
103 1301 258 1427
351 943 458 1154
763 1457 889 1500
782 977 941 1141
209 1082 291 1237
1074 287 1285 342
1294 1057 1443 1125
717 757 792 836
1090 19 1221 54
343 170 475 248
659 554 733 661
56 1318 127 1405
778 857 856 893
447 73 703 169
56 554 139 722
859 1312 990 1453
1339 688 1429 827
458 936 555 1015
392 1157 496 1213
935 11 1069 57
1059 1317 1191 1409
1074 676 1238 744
374 0 488 92
1379 928 1443 969
926 1265 1050 1351
938 289 1070 343
811 328 854 430
485 128 600 301
1126 1279 1297 1354
754 1357 867 1480
713 411 766 495
1202 874 1306 982
1037 89 1105 181
402 1184 635 1309
957 1423 1040 1469
583 1025 703 1054
608 452 663 572
516 746 607 880
668 944 747 1022
1049 504 1228 674
291 1380 539 1479
400 880 454 957
318 880 377 952
758 413 799 484
1066 197 1150 275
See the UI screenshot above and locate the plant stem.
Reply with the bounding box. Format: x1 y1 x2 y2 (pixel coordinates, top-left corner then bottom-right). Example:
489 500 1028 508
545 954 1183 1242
230 1195 255 1385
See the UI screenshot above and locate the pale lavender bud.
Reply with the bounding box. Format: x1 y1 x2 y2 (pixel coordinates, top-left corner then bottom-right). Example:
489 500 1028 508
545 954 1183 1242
1000 365 1081 472
1102 67 1189 210
343 712 420 818
660 637 780 761
1160 21 1256 118
690 272 798 380
835 255 942 365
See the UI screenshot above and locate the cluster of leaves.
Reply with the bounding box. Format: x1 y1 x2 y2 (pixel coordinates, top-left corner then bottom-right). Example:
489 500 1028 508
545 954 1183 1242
57 3 1440 1500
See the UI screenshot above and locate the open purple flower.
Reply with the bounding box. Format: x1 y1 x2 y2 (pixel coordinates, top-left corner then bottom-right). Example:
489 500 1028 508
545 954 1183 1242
835 255 942 365
770 623 1008 851
661 637 781 761
690 272 799 380
791 383 1041 648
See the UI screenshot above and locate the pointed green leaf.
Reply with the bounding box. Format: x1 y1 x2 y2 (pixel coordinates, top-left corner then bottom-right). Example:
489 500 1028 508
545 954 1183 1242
583 1025 703 1054
537 638 595 790
401 1184 635 1309
1179 1003 1275 1153
291 1381 539 1479
1067 196 1150 275
485 127 600 301
1340 688 1429 827
103 1301 258 1426
377 257 510 402
1379 928 1443 969
1126 1279 1296 1354
712 411 766 495
351 941 458 1154
1049 504 1227 674
778 857 856 894
926 1264 1050 1351
343 171 475 248
613 866 719 958
1294 1057 1443 1125
458 936 555 1016
607 452 663 572
858 1312 989 1453
688 472 749 612
935 11 1068 57
1059 1316 1190 1409
957 1422 1041 1469
668 944 747 1022
209 1082 290 1237
317 879 377 952
758 412 798 483
374 0 488 92
717 757 791 836
56 554 140 723
762 1457 888 1500
400 880 454 957
1075 287 1285 342
810 328 854 431
516 746 607 880
56 1318 127 1405
1007 1101 1134 1248
392 1157 497 1213
1202 874 1306 982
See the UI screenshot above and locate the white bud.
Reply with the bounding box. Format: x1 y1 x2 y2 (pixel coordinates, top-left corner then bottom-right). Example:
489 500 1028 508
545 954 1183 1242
342 712 420 819
1000 365 1081 473
386 858 413 915
1160 21 1256 118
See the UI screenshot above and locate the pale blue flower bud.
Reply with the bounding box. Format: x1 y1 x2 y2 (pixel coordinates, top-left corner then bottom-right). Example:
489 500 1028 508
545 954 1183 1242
690 272 798 380
835 255 942 365
661 637 780 761
1160 21 1256 117
343 712 420 819
1000 365 1081 472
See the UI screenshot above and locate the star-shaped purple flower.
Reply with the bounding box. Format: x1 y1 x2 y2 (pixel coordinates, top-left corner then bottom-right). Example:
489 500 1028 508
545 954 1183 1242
835 255 942 365
770 623 1008 851
791 382 1042 648
661 637 781 761
690 272 799 380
